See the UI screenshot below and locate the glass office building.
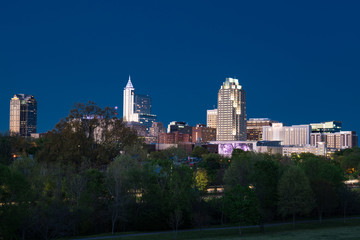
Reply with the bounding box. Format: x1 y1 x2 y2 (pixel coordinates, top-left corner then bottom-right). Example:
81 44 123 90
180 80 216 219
9 94 37 136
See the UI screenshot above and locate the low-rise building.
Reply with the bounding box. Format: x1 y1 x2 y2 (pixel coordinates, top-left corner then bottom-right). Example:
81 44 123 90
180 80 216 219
311 131 358 149
192 124 216 143
247 118 277 141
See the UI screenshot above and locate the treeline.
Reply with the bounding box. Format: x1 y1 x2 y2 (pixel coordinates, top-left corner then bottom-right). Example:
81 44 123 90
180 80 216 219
1 103 360 240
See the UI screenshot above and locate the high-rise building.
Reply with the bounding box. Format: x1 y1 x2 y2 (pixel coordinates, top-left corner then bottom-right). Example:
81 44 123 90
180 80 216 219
123 76 136 122
247 118 278 141
123 76 157 129
134 94 151 114
263 123 311 146
138 113 157 131
9 94 37 137
216 78 247 141
207 109 217 129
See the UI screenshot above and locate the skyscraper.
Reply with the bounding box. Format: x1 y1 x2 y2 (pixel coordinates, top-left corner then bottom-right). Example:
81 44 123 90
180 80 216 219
216 78 247 141
9 94 37 136
122 76 157 130
134 94 151 114
123 76 137 122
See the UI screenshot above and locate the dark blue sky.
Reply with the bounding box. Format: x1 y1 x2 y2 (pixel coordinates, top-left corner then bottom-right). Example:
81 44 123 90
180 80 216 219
1 1 359 135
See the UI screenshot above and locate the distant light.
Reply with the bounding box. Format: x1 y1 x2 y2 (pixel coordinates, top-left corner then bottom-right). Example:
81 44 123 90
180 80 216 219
115 106 118 110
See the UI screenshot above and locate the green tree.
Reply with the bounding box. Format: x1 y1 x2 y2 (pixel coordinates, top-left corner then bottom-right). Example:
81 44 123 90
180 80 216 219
223 185 261 235
200 153 221 185
334 147 360 177
278 166 314 228
301 156 344 223
223 151 258 189
0 164 34 239
191 146 208 158
106 154 139 234
137 159 195 231
0 134 12 165
253 159 280 225
36 102 140 168
194 168 209 192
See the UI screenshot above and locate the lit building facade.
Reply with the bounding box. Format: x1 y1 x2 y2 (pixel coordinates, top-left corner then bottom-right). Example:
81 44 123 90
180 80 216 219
138 113 157 131
216 78 247 141
123 76 137 122
282 142 327 157
310 121 342 133
9 94 37 137
247 118 277 141
123 76 157 130
134 94 151 114
149 122 166 137
158 132 192 144
167 121 192 135
192 124 216 143
263 123 311 146
311 131 358 149
207 109 217 129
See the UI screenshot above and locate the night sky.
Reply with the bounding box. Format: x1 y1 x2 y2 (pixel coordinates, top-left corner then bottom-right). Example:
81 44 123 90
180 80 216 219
1 1 359 136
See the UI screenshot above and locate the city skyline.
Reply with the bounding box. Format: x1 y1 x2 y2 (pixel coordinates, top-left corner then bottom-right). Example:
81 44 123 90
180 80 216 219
0 1 359 135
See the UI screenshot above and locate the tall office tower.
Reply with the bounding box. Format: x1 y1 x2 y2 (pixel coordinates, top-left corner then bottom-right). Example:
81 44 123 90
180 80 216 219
207 109 217 129
216 78 247 141
134 94 151 114
247 118 278 141
9 94 37 137
123 76 136 122
122 76 157 131
134 94 156 131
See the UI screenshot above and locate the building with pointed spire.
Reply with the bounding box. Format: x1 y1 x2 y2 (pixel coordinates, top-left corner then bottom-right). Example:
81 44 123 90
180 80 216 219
123 76 138 122
122 76 157 132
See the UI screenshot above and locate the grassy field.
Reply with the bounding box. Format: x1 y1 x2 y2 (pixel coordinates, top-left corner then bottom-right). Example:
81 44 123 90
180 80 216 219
73 218 360 240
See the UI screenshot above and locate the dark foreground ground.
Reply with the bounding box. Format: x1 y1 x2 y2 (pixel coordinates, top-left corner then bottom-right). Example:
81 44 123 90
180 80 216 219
71 217 360 240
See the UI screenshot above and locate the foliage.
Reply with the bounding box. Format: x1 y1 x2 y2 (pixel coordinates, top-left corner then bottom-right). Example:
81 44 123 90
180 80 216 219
35 102 140 168
194 168 209 192
106 154 139 234
200 153 221 185
191 146 208 158
253 158 280 222
223 151 257 189
2 117 360 239
223 185 261 234
278 166 314 228
300 154 344 222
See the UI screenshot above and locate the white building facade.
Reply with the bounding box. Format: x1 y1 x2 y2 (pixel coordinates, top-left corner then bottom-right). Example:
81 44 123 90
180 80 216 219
123 76 139 122
207 109 217 129
216 78 247 141
263 123 311 146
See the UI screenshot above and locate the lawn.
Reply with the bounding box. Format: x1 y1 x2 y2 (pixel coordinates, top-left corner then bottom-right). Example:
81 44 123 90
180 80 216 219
73 218 360 240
